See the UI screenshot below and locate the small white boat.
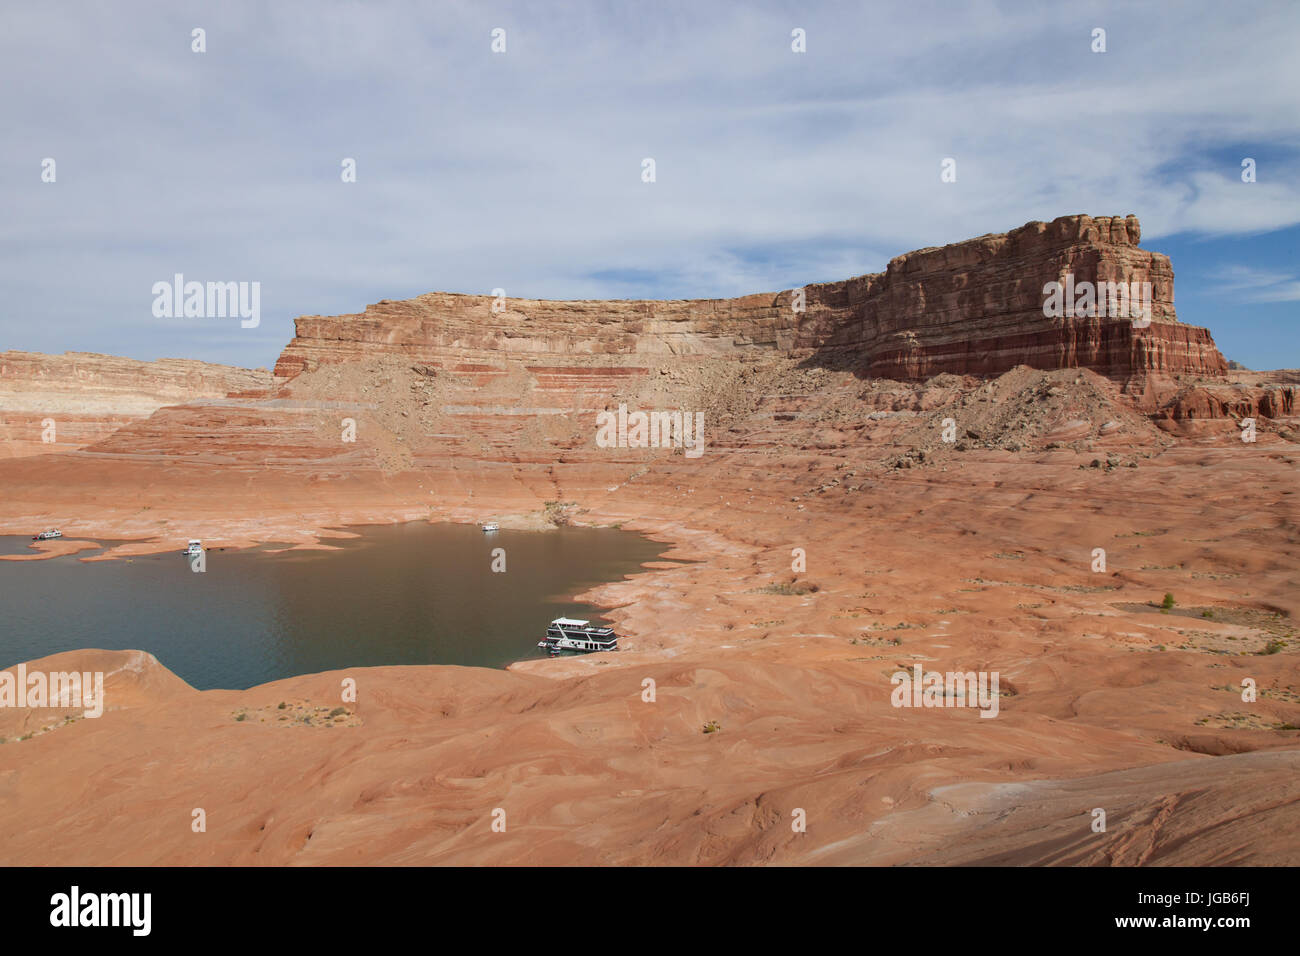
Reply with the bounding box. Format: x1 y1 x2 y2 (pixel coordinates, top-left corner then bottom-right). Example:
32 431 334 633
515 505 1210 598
537 617 618 654
184 539 204 556
32 529 63 541
481 522 500 533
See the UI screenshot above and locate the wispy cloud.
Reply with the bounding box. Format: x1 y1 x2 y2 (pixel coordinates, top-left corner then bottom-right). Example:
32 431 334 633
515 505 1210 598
1208 265 1300 302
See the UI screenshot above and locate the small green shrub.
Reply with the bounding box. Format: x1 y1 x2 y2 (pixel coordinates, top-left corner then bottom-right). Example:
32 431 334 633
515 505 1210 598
761 582 809 595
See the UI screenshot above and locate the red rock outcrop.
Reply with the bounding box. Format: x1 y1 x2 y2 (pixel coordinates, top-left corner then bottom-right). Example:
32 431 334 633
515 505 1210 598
272 214 1227 387
800 214 1227 380
1157 382 1297 421
0 350 272 457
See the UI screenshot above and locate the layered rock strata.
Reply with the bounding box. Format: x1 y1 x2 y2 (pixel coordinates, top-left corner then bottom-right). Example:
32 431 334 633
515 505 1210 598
0 351 273 457
272 214 1227 386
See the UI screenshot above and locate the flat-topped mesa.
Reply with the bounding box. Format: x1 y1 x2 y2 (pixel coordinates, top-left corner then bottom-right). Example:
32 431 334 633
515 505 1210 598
272 214 1227 384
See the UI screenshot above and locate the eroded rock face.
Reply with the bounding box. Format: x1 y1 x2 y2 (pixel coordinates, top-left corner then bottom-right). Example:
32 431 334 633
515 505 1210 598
1156 382 1298 422
799 214 1226 380
0 351 273 457
273 214 1227 385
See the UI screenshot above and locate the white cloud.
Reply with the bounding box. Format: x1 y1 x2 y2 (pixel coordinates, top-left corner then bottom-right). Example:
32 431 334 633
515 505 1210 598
1 0 1298 365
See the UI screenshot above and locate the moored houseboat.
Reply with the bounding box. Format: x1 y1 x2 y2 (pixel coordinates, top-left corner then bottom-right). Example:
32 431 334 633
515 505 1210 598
537 617 617 654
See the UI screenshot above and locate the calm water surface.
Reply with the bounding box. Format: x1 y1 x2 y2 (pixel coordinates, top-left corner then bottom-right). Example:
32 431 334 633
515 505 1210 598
0 523 666 690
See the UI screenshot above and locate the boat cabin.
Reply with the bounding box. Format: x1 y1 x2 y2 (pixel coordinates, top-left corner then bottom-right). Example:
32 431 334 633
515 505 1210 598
539 617 618 653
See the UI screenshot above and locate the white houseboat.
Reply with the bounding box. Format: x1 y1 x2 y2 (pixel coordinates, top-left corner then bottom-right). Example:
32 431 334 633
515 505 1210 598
481 522 500 533
538 617 618 654
184 539 204 556
33 529 63 541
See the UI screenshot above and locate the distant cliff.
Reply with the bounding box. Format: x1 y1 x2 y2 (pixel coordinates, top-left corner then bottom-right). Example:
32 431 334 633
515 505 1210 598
0 351 272 457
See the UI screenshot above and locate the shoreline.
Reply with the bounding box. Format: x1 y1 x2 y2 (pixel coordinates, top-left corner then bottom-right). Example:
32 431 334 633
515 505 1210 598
0 512 704 684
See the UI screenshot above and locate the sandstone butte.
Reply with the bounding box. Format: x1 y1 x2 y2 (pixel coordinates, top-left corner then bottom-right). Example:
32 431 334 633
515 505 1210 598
0 213 1297 866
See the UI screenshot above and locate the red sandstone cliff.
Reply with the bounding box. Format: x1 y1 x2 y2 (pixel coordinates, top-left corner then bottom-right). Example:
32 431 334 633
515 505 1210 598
799 214 1227 380
272 214 1227 386
62 213 1270 485
0 216 1274 481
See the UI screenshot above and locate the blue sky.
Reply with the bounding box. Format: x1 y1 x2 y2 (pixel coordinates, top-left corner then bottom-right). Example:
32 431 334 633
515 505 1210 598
2 1 1297 370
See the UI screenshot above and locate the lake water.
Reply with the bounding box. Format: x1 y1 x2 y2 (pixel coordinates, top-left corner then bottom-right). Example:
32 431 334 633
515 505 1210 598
0 523 666 690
